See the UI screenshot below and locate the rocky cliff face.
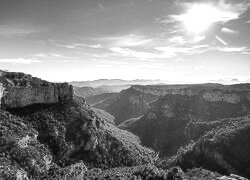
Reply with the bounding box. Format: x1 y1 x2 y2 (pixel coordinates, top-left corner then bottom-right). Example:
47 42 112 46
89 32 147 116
167 116 250 179
122 84 250 157
101 83 246 125
0 70 156 179
1 70 249 179
0 71 73 109
104 86 160 124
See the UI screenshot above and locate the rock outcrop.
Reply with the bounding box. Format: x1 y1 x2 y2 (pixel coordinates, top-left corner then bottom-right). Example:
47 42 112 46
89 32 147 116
121 84 250 157
1 70 249 179
167 116 250 179
0 70 156 179
0 71 73 109
104 86 159 124
99 83 250 125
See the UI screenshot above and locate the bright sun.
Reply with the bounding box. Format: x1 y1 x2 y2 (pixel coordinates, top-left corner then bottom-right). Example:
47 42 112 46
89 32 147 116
180 4 220 34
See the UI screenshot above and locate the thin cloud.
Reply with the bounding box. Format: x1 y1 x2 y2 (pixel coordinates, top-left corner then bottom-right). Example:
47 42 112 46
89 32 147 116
56 43 102 49
49 39 102 49
0 25 39 36
50 53 65 58
193 35 206 43
155 45 208 56
168 36 186 44
110 47 157 59
241 52 250 55
0 58 42 64
100 34 152 47
49 53 79 60
221 27 238 34
215 36 228 46
32 52 79 61
33 53 50 58
174 58 186 62
218 46 247 52
155 17 176 24
110 47 177 59
110 44 209 60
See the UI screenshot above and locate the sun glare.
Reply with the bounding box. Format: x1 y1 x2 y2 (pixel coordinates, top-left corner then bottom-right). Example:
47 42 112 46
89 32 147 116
179 4 221 34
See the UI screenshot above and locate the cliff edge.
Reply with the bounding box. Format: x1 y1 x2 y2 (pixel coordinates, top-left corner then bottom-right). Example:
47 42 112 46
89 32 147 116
0 71 73 109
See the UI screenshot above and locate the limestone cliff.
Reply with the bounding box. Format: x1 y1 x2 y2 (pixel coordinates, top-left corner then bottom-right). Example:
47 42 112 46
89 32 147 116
170 116 250 178
0 71 156 179
101 83 250 125
0 71 73 109
121 84 250 157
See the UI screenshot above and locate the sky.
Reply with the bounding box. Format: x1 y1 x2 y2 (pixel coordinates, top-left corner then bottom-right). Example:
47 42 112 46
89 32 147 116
0 0 250 82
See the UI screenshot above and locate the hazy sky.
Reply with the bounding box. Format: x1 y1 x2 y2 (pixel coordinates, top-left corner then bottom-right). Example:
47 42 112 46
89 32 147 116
0 0 250 82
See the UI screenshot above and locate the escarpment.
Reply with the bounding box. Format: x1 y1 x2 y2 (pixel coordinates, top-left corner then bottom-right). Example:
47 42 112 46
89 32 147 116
101 83 250 125
169 116 250 178
1 70 250 179
0 71 155 179
0 71 73 109
121 84 250 156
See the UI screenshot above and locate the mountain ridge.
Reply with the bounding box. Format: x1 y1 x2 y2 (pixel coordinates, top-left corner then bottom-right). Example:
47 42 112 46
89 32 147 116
0 70 157 179
0 70 249 179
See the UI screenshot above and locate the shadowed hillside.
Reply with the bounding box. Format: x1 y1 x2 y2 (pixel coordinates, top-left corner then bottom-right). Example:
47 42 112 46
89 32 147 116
122 84 250 156
163 116 250 178
0 71 156 179
1 70 249 179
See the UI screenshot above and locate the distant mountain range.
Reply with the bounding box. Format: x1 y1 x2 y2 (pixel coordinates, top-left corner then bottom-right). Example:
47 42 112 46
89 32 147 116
86 82 250 178
69 79 165 88
71 78 250 100
71 79 250 99
73 85 130 97
70 78 250 88
71 79 167 98
208 78 250 85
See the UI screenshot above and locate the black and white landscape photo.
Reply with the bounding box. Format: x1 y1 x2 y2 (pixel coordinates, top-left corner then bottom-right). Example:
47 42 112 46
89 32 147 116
1 0 250 179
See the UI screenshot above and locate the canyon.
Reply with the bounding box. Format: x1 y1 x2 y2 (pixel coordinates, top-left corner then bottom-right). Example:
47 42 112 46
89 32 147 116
1 70 250 179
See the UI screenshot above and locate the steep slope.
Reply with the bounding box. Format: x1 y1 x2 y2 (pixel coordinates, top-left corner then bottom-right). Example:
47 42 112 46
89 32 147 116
0 108 90 179
96 84 131 93
85 93 118 110
73 86 123 98
122 84 250 156
1 70 249 179
0 109 54 179
73 86 107 98
166 116 250 178
103 84 224 124
0 71 156 179
104 86 159 124
1 106 248 179
92 107 115 124
83 165 248 180
8 98 155 169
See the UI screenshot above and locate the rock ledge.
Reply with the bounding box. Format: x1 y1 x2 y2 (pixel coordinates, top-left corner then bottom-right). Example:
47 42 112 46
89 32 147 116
0 71 73 109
